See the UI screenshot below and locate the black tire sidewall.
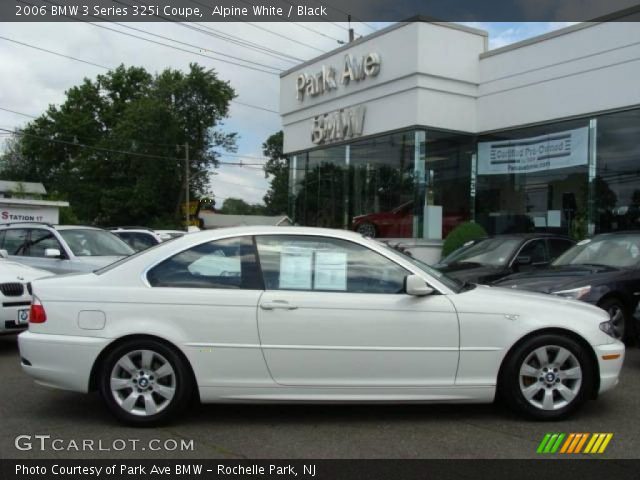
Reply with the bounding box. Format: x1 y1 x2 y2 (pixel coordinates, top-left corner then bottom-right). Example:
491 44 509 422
98 338 192 426
598 297 630 343
500 334 594 420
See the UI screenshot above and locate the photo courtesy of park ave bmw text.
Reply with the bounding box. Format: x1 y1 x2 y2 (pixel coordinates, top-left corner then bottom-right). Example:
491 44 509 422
1 1 640 479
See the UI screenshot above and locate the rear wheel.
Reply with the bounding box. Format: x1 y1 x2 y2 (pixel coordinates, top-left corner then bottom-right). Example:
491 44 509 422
499 334 593 420
98 338 193 426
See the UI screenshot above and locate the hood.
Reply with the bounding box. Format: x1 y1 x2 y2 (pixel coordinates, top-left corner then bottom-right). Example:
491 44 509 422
72 255 126 271
494 264 623 293
436 262 506 283
0 260 52 282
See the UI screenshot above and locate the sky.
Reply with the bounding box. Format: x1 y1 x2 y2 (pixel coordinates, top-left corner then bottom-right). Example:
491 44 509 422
0 21 576 207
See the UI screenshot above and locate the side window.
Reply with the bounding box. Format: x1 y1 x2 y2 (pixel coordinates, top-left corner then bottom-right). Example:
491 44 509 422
548 239 574 261
116 232 156 252
147 236 262 289
28 229 64 257
518 239 548 264
3 229 29 256
255 235 409 294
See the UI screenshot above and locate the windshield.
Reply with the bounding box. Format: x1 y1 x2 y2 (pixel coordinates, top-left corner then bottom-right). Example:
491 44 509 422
553 235 640 268
378 243 463 292
440 237 521 267
59 229 135 257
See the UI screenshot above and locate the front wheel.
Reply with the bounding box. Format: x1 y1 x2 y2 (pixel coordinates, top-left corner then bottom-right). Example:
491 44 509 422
598 297 629 343
499 334 594 420
98 338 193 426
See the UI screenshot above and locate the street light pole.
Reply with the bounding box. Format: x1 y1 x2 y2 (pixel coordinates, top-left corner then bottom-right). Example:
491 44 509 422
184 142 189 228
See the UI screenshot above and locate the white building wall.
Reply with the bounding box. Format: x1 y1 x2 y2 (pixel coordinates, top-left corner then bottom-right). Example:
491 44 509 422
477 22 640 131
281 18 640 152
280 22 487 153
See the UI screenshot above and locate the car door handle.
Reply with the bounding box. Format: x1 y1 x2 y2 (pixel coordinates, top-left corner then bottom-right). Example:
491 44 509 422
260 300 298 310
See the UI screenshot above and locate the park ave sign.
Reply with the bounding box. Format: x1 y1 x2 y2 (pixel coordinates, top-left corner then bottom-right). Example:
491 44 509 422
296 53 381 101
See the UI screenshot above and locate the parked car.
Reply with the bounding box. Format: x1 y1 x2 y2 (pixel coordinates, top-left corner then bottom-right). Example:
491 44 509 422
495 231 640 342
0 250 51 335
0 223 134 274
19 226 623 425
111 227 164 252
352 201 464 238
155 230 186 241
434 234 575 284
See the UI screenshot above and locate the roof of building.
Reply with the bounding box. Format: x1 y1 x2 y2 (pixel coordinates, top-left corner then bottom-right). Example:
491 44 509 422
0 180 47 195
199 213 292 229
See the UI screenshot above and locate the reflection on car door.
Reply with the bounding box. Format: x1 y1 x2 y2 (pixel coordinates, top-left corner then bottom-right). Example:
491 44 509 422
24 229 76 274
255 235 460 387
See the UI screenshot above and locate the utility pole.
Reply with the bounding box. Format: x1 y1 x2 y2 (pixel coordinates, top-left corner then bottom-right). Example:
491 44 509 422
348 15 354 43
184 142 189 228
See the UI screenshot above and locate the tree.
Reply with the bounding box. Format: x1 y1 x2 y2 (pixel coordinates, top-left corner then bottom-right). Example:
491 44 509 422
0 63 236 227
262 131 289 216
220 197 266 215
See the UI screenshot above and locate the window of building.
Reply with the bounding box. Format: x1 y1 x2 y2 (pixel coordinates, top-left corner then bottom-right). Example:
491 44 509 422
147 236 262 289
476 119 590 237
255 235 409 294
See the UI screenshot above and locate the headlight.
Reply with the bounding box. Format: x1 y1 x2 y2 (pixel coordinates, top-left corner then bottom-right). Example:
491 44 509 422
552 285 591 300
599 320 616 338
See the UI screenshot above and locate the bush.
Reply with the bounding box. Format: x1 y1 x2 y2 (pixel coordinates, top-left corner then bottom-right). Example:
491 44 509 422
442 222 487 257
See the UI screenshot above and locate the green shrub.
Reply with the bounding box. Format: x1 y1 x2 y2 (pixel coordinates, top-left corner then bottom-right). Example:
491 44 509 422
442 222 487 257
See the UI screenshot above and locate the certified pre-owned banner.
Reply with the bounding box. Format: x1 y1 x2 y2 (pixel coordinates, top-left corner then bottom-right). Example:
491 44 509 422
477 126 589 175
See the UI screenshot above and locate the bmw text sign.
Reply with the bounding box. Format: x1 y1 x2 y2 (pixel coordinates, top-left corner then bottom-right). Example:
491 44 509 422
477 126 589 175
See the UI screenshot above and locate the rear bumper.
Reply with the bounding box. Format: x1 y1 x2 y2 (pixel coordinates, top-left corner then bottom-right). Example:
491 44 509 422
594 342 625 395
18 331 109 392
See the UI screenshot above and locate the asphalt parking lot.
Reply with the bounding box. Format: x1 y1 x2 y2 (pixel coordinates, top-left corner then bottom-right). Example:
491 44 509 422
1 334 639 460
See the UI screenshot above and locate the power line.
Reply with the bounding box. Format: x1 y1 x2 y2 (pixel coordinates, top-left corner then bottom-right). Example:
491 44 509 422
0 127 270 164
0 106 37 119
112 0 306 64
0 36 279 115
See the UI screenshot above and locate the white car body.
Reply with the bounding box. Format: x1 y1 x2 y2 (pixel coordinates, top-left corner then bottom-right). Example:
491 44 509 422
18 227 624 421
0 258 51 334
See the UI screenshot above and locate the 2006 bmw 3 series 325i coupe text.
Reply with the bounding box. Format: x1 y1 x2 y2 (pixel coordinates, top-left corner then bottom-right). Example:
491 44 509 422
18 227 624 426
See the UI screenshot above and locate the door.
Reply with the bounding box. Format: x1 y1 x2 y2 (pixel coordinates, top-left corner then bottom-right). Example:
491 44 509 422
255 234 459 387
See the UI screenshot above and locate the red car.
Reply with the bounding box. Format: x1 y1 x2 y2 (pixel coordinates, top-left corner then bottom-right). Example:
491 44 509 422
352 201 465 238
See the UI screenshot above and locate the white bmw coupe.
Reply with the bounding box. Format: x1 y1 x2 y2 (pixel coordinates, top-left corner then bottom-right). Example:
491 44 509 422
18 227 624 425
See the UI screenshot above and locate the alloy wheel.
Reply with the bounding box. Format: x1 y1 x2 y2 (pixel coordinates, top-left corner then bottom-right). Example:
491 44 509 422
356 223 376 238
518 345 582 411
110 349 176 416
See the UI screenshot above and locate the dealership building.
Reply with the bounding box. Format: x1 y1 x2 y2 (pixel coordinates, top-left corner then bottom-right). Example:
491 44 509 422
280 10 640 253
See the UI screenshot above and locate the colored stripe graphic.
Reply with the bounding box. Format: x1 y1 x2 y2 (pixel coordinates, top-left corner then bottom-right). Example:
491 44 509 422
539 433 613 454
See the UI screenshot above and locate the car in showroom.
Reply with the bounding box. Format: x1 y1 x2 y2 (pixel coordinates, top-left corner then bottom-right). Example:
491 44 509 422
434 234 575 284
352 201 464 238
0 223 134 274
18 227 623 425
495 231 640 343
0 250 51 334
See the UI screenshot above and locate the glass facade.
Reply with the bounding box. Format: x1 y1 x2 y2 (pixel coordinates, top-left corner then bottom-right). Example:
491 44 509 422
288 107 640 240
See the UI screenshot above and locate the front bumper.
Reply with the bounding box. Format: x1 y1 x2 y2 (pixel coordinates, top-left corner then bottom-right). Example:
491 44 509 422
594 342 625 395
0 302 31 334
18 331 110 392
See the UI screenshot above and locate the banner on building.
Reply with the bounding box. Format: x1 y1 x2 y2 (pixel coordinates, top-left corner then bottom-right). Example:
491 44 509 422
477 127 589 175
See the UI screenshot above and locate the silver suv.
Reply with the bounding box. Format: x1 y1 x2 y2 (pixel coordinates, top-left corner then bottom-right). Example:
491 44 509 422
0 223 134 274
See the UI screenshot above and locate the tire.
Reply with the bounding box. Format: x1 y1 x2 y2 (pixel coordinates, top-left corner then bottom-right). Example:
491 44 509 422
499 334 594 420
356 222 377 238
598 297 630 343
98 338 193 426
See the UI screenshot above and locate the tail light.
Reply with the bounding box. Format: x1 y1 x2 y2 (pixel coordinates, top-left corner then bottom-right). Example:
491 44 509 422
30 295 47 324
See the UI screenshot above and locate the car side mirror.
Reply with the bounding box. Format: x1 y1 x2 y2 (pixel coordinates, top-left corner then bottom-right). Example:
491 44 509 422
405 274 434 296
0 249 8 259
44 248 62 259
515 255 532 266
